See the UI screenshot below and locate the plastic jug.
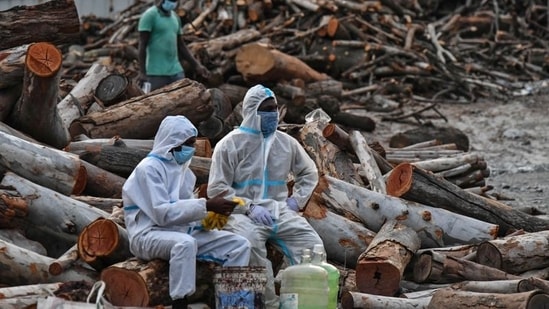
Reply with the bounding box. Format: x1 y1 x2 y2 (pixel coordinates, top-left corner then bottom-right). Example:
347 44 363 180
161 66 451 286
312 244 340 309
279 249 329 309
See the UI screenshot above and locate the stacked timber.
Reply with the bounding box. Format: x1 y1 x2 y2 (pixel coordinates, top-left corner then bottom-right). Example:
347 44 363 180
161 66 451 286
1 0 549 308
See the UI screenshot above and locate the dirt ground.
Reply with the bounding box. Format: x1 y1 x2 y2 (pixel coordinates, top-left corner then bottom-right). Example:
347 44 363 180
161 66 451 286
365 93 549 214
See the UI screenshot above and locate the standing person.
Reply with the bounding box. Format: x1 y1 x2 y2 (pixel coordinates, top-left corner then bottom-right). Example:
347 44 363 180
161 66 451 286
122 115 251 309
138 0 210 91
207 84 325 309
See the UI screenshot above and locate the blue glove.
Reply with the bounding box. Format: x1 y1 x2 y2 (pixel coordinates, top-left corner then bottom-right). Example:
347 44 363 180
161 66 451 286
286 197 300 212
247 205 273 226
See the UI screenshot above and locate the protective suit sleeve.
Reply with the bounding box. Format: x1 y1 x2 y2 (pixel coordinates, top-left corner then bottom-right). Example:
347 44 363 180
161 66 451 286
130 165 207 226
289 139 319 209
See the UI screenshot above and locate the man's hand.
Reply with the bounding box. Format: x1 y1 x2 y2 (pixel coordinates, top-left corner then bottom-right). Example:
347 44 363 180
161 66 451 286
206 191 238 216
247 205 273 226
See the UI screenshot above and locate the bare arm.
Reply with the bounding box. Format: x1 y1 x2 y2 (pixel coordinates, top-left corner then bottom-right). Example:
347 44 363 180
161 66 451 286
177 35 210 78
138 31 151 82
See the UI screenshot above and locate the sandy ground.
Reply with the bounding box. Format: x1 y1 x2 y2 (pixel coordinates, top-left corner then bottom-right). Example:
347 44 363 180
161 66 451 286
363 94 549 214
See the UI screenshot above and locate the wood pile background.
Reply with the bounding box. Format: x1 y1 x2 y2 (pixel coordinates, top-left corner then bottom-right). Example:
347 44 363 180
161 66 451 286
1 0 549 308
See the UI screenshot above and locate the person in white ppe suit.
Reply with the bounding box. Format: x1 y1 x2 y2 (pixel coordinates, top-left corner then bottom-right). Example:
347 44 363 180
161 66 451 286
122 115 251 309
207 84 325 309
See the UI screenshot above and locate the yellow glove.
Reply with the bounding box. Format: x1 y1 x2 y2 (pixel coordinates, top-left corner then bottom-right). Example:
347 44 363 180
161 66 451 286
202 197 245 231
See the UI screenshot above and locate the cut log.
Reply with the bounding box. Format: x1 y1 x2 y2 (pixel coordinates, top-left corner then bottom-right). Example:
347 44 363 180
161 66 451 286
349 130 386 193
519 277 549 294
80 160 126 199
389 126 470 152
57 63 110 130
49 244 79 276
100 258 216 307
235 42 329 83
411 153 481 173
78 218 131 271
77 143 149 178
69 78 214 139
0 238 97 286
413 251 520 284
0 44 28 89
386 163 549 234
341 291 431 309
0 172 110 258
427 289 549 309
450 279 524 293
7 42 69 149
315 175 499 247
0 131 86 196
0 282 64 299
0 0 80 50
355 220 420 296
299 120 364 186
95 73 142 107
476 230 549 274
303 193 375 269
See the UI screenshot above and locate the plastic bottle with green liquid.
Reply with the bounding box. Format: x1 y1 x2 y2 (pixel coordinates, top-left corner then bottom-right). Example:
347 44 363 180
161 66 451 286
311 244 340 309
279 248 329 309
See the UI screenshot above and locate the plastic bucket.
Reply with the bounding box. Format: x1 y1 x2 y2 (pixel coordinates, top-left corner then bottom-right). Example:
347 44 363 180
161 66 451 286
213 266 267 309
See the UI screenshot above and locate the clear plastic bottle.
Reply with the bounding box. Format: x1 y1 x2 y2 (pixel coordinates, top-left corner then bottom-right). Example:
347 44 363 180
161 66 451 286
312 244 340 309
279 249 329 309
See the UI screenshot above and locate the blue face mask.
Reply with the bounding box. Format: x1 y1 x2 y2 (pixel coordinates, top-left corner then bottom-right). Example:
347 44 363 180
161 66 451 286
161 0 177 11
258 111 279 137
172 145 195 165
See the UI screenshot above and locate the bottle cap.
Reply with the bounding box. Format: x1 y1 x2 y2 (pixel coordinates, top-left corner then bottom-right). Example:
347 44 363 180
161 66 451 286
313 244 324 254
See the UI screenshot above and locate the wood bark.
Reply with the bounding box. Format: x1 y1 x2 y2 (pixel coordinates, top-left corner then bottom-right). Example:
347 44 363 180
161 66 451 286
0 45 28 89
0 172 110 258
427 289 549 309
386 163 549 234
69 78 214 140
448 279 524 294
100 258 217 307
235 42 329 83
476 231 549 274
303 193 375 269
413 251 520 284
341 291 431 309
57 63 110 130
349 130 386 193
78 218 131 272
0 131 86 196
7 42 69 149
0 239 97 287
0 0 80 50
80 160 126 199
355 220 420 296
315 175 499 248
299 120 364 186
0 85 22 122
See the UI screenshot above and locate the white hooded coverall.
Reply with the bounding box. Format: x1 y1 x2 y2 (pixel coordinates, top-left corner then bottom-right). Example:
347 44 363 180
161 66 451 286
207 85 325 309
122 115 251 301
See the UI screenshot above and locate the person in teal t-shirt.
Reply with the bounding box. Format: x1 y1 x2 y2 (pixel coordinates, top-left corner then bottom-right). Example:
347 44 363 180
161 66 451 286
138 0 209 91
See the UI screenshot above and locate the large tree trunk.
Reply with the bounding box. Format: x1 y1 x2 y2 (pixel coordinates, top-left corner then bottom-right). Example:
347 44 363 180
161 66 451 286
7 42 69 149
0 239 97 287
235 42 329 83
341 291 431 309
69 78 214 140
356 220 420 296
0 45 28 89
315 175 498 248
386 163 549 234
413 251 520 284
100 258 217 307
0 0 80 50
0 172 110 257
427 289 549 309
476 231 549 274
303 193 375 269
57 63 110 130
0 132 86 196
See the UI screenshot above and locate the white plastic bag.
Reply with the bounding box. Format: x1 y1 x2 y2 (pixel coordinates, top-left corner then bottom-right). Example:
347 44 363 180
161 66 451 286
37 281 105 309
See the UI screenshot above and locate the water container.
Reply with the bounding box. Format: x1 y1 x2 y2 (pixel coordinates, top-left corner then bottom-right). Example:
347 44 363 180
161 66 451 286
279 249 329 309
312 244 340 309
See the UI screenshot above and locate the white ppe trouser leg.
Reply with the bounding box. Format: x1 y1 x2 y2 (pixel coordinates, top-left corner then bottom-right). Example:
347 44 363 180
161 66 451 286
224 208 324 309
130 229 251 300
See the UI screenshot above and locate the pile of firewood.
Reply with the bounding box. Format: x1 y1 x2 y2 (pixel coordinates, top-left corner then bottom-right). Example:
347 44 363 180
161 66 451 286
1 0 549 308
